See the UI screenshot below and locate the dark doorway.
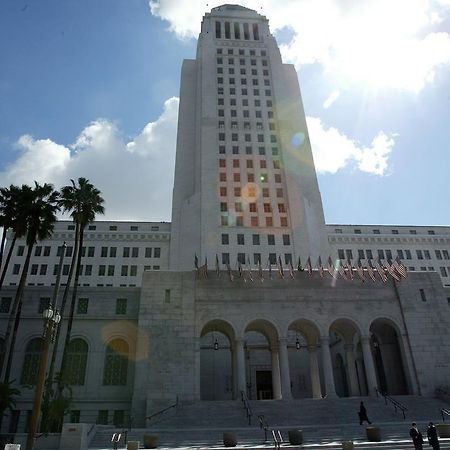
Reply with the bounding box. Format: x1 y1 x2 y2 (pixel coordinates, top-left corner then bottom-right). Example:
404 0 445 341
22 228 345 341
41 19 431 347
256 370 273 399
373 339 388 394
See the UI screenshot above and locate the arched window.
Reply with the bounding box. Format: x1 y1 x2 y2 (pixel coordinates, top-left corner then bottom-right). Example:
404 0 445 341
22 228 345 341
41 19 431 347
103 339 129 386
21 338 44 385
64 338 88 385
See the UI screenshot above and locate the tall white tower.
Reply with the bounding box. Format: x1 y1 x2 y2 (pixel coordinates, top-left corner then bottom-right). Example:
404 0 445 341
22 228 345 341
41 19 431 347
170 4 329 270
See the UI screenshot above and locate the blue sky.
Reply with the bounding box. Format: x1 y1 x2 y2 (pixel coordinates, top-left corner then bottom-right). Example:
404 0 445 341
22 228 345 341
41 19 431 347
1 0 450 225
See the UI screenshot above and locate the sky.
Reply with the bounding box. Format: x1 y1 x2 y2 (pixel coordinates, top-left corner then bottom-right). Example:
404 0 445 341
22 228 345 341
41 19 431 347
1 0 450 226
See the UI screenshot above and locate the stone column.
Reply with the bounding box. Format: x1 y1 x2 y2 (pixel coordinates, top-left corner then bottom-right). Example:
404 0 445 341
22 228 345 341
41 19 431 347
231 342 238 399
320 336 337 398
271 346 282 399
308 344 322 398
345 344 359 396
361 336 378 396
278 338 292 399
235 338 247 397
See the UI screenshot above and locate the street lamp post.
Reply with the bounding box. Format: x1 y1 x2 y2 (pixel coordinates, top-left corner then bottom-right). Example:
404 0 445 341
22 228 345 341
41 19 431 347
25 307 61 450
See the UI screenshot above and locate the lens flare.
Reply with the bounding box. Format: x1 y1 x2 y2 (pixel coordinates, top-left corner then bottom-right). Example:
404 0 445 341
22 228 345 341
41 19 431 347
291 132 305 147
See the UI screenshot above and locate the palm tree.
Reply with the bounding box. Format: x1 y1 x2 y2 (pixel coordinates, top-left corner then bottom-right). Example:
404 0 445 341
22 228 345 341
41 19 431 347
0 185 28 290
57 178 104 388
1 182 60 383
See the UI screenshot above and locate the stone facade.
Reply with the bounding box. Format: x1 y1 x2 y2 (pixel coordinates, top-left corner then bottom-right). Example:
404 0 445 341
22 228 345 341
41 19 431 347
1 4 450 435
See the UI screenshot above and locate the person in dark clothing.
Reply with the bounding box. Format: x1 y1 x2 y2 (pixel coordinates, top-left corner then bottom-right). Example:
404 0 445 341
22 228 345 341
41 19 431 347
427 422 440 450
410 422 424 450
358 401 371 425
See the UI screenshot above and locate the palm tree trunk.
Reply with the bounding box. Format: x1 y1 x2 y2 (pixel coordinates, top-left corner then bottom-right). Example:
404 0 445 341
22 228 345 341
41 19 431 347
1 242 33 383
0 233 17 291
58 224 85 391
41 224 80 431
0 227 7 271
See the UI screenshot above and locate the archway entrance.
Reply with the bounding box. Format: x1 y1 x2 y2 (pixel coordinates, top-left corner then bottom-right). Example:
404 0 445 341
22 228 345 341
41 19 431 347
370 319 408 395
244 319 280 400
244 331 273 400
200 320 234 400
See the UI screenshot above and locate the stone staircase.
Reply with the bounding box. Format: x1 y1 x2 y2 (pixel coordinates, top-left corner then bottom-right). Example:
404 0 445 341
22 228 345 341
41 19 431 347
89 395 450 449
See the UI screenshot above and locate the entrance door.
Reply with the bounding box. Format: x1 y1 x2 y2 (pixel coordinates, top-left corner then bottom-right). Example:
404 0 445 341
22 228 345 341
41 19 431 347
256 370 273 399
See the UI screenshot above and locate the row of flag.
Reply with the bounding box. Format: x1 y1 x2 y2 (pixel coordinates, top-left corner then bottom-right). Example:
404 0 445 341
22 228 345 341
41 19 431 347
194 254 408 283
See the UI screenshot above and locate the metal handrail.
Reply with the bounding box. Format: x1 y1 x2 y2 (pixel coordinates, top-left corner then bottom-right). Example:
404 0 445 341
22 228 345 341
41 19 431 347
258 414 269 442
441 408 450 422
145 395 179 423
240 390 253 425
375 388 407 419
272 429 283 450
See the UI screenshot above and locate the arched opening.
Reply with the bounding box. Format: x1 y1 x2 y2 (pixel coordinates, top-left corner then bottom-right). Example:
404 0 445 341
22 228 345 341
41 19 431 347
287 319 321 399
370 319 408 395
329 318 361 397
103 338 129 386
355 342 368 396
64 338 88 386
200 320 235 401
244 331 273 400
244 319 279 400
21 337 44 385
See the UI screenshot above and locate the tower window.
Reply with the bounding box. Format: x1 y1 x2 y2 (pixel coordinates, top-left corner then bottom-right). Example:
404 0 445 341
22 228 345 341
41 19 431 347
234 22 240 39
225 22 230 39
243 23 250 40
215 21 221 39
252 24 259 40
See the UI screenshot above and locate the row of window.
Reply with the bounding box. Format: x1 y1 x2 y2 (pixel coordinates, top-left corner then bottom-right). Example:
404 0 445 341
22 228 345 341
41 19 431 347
409 266 450 277
220 215 288 228
218 120 275 131
219 158 281 169
217 57 268 67
218 132 277 144
216 47 266 57
17 245 161 258
219 172 283 185
0 296 130 315
217 85 272 98
215 21 261 41
221 252 293 265
218 67 270 78
337 248 450 261
335 228 438 236
220 202 287 214
66 224 160 232
221 233 290 246
11 263 154 277
219 145 279 156
216 75 271 88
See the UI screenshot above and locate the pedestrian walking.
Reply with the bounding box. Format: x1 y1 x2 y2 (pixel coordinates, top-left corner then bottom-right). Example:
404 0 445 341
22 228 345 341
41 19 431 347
427 422 440 450
410 422 424 450
358 401 372 425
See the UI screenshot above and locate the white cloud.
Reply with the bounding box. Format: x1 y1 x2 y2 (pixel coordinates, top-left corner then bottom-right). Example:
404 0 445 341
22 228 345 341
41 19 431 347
149 0 450 92
323 90 340 109
0 98 179 222
306 117 395 175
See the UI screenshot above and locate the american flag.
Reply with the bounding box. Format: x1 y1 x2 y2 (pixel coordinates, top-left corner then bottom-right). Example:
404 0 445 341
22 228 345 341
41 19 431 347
393 256 408 278
373 258 388 282
356 259 365 282
327 256 337 279
306 257 313 276
278 256 285 279
383 259 400 281
226 262 234 281
317 256 324 278
366 260 377 282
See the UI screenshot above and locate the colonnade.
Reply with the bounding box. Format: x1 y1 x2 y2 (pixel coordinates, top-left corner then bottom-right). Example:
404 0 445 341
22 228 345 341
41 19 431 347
231 334 379 399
